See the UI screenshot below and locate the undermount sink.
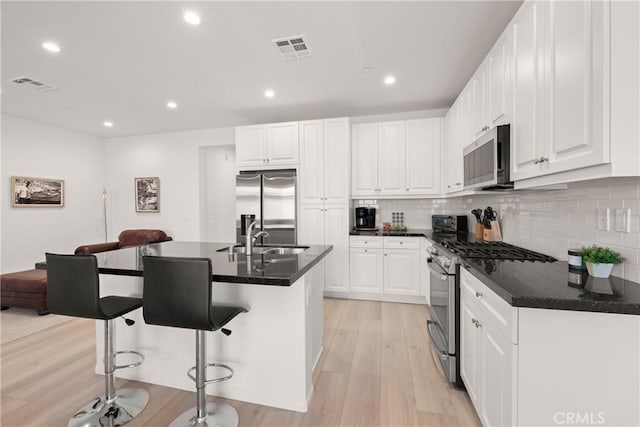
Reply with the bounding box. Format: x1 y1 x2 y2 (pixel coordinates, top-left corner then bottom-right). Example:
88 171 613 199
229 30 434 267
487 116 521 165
217 245 309 255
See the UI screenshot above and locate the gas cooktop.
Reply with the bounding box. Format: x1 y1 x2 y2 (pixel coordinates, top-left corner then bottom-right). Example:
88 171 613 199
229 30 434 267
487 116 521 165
441 240 556 262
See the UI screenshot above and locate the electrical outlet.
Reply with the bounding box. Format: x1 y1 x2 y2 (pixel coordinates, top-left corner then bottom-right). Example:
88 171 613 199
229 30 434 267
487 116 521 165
615 208 631 233
597 208 610 231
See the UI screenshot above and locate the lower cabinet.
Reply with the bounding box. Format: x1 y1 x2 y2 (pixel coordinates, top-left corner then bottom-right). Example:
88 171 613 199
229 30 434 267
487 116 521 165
299 203 350 293
460 268 516 427
348 236 423 301
349 247 384 293
460 268 640 427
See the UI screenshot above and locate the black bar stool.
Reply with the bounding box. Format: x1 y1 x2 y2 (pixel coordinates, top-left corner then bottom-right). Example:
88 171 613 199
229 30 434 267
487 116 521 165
142 256 248 427
45 253 149 427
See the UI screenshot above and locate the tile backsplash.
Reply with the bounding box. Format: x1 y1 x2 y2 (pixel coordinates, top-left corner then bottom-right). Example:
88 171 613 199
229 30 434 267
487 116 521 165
360 177 640 282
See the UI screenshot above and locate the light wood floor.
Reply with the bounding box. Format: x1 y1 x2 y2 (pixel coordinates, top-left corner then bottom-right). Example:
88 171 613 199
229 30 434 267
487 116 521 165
1 298 481 427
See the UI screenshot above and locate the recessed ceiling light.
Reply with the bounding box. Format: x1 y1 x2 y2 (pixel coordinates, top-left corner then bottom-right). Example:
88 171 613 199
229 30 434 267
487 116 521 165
384 75 396 85
184 11 201 25
167 101 177 109
42 41 61 53
103 121 113 128
264 89 275 98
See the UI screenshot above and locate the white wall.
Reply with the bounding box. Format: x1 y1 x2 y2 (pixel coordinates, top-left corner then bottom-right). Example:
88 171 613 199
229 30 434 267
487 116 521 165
1 115 106 273
104 127 235 241
201 145 236 242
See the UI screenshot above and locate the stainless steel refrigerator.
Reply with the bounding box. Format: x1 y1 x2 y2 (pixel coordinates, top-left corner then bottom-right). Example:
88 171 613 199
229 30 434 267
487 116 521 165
236 169 297 245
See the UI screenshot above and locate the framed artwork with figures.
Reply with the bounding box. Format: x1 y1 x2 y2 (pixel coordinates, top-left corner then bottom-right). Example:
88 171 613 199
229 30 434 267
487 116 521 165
12 176 64 207
135 177 159 212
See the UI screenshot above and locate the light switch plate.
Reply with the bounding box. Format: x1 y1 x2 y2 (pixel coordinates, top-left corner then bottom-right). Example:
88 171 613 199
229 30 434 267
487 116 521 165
597 208 610 231
615 208 631 233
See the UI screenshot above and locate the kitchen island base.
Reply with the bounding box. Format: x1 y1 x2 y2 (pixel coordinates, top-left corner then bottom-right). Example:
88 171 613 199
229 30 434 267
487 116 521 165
95 262 324 413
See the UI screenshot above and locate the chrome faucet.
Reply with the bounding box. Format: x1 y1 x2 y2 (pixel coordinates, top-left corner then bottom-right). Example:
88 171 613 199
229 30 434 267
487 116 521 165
245 221 270 256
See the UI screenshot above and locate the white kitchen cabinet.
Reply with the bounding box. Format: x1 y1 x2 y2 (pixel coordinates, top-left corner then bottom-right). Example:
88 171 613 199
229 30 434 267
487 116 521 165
383 248 420 296
460 294 482 407
511 0 609 181
352 120 442 198
349 246 384 293
444 100 464 193
299 118 350 293
236 121 299 169
377 121 405 195
300 118 350 204
351 123 379 196
471 62 488 139
348 236 423 300
461 268 640 427
235 125 267 168
405 118 442 195
300 204 350 293
488 31 511 127
460 268 516 427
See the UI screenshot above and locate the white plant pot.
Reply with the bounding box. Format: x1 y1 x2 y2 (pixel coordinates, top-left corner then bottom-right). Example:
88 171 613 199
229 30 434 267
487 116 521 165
585 262 614 278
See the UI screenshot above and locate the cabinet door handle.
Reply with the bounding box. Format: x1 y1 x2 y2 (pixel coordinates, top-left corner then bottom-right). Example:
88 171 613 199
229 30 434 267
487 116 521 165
539 156 548 163
384 253 387 256
472 318 482 328
533 158 540 165
400 242 403 245
475 291 483 298
455 182 461 186
364 249 368 253
406 188 410 191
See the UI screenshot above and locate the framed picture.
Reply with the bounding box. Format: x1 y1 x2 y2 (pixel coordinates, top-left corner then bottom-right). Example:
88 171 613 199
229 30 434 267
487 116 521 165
135 177 159 212
12 176 64 207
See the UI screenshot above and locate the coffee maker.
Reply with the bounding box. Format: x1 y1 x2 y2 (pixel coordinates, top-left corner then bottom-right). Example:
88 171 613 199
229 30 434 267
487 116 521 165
355 207 376 229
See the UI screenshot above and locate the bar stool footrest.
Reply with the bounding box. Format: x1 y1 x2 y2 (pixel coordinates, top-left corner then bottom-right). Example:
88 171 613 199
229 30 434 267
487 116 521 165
114 350 145 370
187 362 234 384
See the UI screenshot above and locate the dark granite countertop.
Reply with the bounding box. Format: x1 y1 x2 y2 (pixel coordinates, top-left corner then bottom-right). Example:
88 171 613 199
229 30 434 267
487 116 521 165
422 232 640 315
350 228 430 237
37 241 333 287
463 259 640 315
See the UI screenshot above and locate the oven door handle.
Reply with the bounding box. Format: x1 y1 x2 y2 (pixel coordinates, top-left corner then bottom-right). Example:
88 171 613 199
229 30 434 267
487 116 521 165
427 320 449 361
426 258 449 281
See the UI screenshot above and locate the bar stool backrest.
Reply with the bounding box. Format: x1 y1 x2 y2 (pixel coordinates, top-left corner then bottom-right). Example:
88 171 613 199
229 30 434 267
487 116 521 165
142 256 213 331
45 253 103 319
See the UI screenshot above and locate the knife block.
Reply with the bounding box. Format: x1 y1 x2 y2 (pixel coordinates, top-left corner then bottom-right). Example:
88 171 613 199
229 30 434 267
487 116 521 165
475 223 484 240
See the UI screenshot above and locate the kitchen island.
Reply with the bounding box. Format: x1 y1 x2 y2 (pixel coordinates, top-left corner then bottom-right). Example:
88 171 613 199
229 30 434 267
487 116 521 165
90 241 332 412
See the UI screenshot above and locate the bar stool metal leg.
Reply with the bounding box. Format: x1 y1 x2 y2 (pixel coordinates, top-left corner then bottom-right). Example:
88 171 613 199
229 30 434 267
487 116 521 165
67 319 149 427
169 330 239 427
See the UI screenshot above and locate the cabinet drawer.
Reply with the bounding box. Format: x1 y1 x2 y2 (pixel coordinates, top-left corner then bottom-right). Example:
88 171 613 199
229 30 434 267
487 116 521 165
349 236 383 248
383 237 419 249
460 268 517 343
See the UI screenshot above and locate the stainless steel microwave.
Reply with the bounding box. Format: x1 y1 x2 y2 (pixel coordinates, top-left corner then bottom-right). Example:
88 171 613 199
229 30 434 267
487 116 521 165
463 124 512 190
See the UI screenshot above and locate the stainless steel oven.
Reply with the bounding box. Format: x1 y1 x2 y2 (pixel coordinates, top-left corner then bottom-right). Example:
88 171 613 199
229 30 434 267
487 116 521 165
426 244 463 387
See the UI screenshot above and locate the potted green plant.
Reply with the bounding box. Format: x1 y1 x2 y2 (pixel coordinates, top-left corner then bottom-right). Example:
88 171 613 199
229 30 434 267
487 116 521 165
580 245 622 278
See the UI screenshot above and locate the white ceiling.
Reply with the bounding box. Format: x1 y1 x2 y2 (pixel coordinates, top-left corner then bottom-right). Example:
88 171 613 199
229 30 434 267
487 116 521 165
1 1 522 138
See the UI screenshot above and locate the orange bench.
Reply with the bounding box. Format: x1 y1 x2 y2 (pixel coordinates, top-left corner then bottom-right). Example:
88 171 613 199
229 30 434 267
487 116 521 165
1 269 49 315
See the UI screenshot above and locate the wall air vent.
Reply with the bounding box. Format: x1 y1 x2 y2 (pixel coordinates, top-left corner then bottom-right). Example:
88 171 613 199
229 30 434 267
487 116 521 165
8 76 58 92
271 35 312 60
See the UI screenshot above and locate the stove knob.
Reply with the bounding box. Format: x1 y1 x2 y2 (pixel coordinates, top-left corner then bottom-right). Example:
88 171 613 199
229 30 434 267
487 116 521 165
429 247 439 255
443 259 451 268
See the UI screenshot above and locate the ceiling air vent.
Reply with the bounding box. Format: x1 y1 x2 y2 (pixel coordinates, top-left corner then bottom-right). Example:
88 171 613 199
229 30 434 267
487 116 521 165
271 35 312 60
8 76 58 92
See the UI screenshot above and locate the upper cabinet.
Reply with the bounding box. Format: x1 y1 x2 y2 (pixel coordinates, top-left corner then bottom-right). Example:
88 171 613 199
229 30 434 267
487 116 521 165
352 118 442 198
236 121 299 169
511 0 609 181
444 98 465 193
406 118 442 195
299 118 350 205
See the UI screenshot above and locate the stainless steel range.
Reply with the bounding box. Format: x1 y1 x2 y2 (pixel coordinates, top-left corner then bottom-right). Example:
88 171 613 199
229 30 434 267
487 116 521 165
426 235 555 387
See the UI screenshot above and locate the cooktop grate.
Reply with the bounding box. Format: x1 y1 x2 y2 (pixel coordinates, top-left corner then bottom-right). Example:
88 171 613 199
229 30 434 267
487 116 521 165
442 241 556 262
